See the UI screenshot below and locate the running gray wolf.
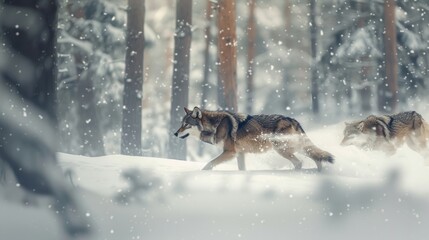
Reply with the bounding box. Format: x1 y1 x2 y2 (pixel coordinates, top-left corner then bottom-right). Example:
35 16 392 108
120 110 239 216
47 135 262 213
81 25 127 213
341 111 429 158
174 107 334 171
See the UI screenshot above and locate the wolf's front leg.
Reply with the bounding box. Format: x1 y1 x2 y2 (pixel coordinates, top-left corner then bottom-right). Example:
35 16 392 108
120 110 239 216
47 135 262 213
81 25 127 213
202 150 237 170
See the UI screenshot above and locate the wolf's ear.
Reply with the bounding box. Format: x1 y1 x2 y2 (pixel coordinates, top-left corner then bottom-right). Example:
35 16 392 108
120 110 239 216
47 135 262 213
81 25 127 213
357 121 365 131
184 107 192 115
192 107 202 119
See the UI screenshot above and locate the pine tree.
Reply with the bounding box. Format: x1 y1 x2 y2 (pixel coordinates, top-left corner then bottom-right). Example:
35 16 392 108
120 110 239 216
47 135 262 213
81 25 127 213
246 0 256 114
57 0 127 155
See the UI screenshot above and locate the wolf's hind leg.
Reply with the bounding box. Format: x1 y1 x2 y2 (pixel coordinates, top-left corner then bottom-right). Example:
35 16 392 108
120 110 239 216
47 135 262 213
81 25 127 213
273 144 302 170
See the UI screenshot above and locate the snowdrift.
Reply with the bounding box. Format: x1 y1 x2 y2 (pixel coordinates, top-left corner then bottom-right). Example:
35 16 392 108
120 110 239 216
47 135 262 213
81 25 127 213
1 124 429 240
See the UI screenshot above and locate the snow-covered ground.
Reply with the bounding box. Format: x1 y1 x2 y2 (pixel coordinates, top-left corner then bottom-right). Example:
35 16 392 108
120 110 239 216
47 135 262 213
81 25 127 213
1 123 429 240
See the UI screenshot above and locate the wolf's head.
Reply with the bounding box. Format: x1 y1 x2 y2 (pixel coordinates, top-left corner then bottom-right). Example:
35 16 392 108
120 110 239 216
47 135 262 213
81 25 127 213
341 121 368 147
174 107 203 139
341 116 387 148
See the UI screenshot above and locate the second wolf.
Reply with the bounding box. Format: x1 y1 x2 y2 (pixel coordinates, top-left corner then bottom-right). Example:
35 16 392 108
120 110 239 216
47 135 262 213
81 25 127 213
341 111 429 159
174 107 334 171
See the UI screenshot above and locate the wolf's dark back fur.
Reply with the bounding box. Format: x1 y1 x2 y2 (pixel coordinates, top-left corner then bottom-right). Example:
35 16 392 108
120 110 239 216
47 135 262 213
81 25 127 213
234 114 306 134
383 111 422 138
251 114 285 129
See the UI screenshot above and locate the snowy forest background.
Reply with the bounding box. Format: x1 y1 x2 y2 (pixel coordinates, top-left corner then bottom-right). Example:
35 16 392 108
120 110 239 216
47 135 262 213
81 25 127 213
1 0 429 239
54 0 428 160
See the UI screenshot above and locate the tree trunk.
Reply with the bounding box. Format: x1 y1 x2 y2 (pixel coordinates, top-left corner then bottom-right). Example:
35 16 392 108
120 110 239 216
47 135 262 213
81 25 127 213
0 0 90 235
168 0 192 160
217 0 244 169
217 0 238 112
309 0 319 115
379 0 398 113
121 0 145 156
246 0 256 114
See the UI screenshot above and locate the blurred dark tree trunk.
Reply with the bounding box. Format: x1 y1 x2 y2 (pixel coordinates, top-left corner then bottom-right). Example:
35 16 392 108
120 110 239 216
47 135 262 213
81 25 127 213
217 0 244 170
0 0 58 190
309 0 319 115
0 0 90 235
246 0 256 114
121 0 145 156
379 0 398 113
168 0 192 160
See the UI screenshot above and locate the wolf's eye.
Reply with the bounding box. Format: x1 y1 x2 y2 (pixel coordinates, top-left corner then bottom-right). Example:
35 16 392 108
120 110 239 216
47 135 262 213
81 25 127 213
184 123 190 128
